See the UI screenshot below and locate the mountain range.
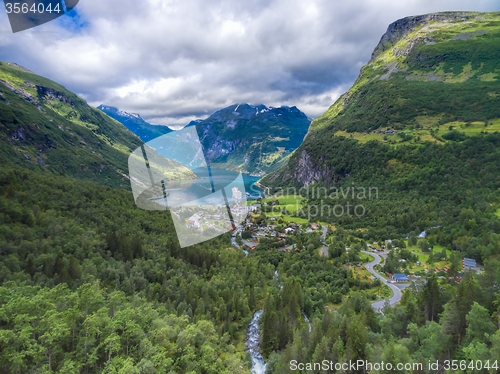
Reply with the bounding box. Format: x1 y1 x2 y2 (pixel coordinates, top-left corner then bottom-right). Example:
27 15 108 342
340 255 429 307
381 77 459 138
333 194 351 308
101 102 311 176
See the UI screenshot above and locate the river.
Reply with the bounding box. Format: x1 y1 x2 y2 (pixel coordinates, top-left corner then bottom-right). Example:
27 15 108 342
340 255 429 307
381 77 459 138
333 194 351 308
244 271 279 374
246 310 267 374
245 270 311 373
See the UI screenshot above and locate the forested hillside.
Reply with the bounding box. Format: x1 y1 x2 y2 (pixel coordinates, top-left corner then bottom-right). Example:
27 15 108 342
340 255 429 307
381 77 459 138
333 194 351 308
262 11 500 263
0 166 365 372
97 105 173 142
0 62 144 189
255 13 500 372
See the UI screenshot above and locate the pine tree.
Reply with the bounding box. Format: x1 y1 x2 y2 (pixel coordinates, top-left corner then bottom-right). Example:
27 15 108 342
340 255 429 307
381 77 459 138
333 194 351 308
25 256 36 279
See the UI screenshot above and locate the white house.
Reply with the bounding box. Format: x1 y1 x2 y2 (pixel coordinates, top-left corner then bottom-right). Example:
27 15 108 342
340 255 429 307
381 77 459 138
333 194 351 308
187 213 202 229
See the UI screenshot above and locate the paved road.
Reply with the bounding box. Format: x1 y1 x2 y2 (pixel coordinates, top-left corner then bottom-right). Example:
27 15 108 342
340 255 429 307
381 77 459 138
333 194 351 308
232 226 250 256
231 231 241 248
321 226 327 241
361 250 402 313
319 225 329 256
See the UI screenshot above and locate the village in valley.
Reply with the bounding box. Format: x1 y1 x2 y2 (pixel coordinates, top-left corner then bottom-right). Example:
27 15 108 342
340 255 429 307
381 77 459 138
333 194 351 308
229 195 481 303
172 191 481 304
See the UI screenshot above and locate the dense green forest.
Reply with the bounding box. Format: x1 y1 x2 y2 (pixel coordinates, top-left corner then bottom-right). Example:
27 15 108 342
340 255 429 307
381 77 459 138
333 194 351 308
0 166 366 372
0 166 263 372
264 132 500 263
265 267 500 374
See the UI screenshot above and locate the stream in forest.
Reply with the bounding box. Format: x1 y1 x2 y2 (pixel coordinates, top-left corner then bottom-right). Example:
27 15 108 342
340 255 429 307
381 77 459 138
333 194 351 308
245 310 267 374
245 270 312 373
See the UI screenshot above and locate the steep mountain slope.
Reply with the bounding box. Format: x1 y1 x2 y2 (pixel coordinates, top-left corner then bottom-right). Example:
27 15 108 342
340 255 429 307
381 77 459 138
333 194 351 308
264 11 500 187
261 12 500 262
0 62 195 189
97 105 172 142
312 11 500 136
194 103 310 175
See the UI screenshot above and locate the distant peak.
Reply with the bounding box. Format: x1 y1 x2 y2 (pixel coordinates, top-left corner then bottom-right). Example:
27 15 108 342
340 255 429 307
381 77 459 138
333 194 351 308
98 105 143 120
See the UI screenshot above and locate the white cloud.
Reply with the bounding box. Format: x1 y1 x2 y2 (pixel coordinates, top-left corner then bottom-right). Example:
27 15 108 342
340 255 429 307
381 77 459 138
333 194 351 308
0 0 498 125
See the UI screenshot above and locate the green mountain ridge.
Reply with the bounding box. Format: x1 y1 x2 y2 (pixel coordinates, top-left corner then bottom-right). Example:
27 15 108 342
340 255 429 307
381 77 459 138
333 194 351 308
263 11 500 187
261 11 500 263
97 104 173 142
0 62 196 189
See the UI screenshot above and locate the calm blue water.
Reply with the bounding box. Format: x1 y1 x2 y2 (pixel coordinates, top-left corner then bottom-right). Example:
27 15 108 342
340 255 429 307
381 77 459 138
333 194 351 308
154 168 262 207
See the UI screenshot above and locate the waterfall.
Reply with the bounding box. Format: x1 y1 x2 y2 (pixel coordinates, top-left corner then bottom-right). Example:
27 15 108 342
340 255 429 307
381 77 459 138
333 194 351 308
303 312 312 333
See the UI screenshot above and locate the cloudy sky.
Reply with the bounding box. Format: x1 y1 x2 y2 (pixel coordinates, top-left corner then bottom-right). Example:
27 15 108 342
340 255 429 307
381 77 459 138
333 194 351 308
0 0 499 127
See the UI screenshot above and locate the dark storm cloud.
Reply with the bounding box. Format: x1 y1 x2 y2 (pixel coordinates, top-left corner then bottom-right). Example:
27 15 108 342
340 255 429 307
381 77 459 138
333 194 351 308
0 0 498 126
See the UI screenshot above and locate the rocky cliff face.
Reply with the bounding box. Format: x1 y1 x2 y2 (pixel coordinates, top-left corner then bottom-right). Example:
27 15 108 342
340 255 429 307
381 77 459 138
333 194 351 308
370 11 479 60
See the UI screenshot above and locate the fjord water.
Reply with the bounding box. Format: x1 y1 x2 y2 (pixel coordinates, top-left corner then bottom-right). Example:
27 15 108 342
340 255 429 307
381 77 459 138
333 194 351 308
154 168 262 207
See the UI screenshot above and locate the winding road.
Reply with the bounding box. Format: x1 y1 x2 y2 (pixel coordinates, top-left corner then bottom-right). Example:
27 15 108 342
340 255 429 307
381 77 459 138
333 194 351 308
235 224 400 313
232 226 250 256
321 225 327 241
361 250 403 313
